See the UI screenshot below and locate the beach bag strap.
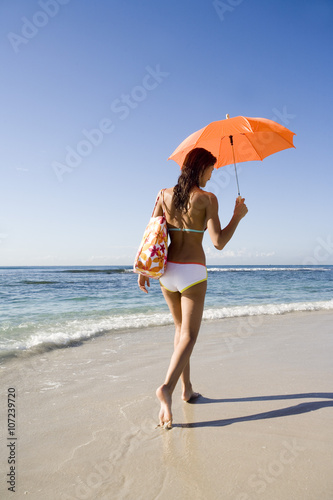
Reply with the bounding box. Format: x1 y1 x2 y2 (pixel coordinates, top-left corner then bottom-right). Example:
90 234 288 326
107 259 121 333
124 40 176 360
151 188 166 218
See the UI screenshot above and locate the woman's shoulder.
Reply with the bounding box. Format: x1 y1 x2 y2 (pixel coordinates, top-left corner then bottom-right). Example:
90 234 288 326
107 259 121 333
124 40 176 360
155 187 173 196
158 187 217 211
191 188 217 206
159 187 175 203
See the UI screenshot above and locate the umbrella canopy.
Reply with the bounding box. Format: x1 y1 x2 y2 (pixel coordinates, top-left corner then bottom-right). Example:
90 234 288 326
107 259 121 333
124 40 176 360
168 115 296 170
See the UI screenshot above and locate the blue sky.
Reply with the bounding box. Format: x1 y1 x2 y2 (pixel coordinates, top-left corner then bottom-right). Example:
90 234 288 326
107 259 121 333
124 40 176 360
1 0 332 266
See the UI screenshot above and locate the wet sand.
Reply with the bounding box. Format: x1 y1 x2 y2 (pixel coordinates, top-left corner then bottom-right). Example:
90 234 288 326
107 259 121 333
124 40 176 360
0 310 333 499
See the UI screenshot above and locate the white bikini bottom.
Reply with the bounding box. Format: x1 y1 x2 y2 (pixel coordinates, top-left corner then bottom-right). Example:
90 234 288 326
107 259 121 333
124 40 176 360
159 262 207 293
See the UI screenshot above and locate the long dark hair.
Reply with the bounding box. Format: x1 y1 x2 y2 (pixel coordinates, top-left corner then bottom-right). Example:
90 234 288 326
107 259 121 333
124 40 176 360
173 148 217 212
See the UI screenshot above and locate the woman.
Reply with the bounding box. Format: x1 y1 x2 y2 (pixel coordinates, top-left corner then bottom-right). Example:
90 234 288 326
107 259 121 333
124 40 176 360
138 148 248 428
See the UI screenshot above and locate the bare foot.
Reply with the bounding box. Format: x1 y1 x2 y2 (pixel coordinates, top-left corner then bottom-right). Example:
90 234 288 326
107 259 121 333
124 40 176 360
182 385 201 403
156 384 172 429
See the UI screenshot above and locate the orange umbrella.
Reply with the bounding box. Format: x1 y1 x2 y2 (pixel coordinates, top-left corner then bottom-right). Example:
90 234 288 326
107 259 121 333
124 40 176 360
168 115 296 196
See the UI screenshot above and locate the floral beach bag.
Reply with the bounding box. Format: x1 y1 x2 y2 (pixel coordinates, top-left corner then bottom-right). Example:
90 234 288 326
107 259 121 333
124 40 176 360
133 189 168 279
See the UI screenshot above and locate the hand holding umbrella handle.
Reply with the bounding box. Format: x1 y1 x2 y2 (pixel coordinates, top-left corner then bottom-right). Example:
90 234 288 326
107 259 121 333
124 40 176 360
234 197 248 220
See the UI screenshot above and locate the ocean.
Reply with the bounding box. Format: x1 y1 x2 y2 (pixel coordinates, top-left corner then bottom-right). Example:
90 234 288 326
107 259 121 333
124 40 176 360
0 265 332 362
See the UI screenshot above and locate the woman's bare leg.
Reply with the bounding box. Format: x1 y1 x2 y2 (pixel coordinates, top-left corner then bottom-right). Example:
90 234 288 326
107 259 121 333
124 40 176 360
173 325 198 402
156 287 181 427
156 281 207 426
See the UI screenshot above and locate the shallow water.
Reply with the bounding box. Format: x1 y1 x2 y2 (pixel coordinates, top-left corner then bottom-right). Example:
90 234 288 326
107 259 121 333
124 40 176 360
0 265 332 359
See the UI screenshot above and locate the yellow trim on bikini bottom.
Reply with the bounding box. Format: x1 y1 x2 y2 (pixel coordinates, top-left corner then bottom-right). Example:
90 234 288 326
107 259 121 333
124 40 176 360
180 277 207 293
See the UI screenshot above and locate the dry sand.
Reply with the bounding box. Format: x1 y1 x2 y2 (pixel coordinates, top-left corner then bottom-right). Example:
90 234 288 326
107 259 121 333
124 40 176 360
1 310 332 500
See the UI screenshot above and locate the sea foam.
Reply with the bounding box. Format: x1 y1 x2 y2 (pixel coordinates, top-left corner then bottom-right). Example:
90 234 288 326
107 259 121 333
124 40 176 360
1 299 332 358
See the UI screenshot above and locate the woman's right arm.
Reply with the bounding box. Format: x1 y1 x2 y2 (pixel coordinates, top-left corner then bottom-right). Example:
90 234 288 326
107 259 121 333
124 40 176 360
206 194 248 251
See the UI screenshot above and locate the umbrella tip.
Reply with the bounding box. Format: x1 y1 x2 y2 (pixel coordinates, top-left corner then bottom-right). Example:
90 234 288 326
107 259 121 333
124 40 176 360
226 113 230 119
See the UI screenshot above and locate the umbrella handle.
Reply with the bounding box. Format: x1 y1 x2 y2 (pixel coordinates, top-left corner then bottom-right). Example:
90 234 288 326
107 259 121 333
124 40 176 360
229 135 241 197
233 164 241 197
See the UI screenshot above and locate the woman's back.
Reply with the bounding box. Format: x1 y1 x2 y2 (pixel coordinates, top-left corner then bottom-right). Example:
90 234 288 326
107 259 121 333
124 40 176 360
162 187 211 265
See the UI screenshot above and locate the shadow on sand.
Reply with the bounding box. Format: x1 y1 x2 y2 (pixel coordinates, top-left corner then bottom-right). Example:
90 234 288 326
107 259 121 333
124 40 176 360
175 392 333 429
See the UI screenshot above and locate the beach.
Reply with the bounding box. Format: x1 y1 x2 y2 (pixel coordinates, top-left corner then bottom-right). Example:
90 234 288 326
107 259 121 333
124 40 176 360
1 310 332 500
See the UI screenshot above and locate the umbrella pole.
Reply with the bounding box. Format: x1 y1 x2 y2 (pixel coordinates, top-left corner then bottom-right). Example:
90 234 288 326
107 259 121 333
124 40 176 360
229 135 241 197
